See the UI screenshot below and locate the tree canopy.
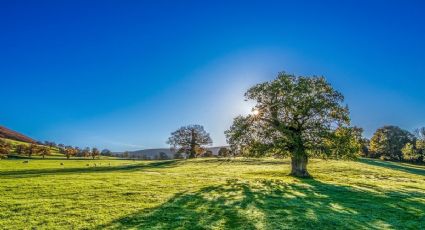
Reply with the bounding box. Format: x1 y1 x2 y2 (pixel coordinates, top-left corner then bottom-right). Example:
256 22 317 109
225 72 359 177
369 125 414 161
167 125 212 158
0 139 12 159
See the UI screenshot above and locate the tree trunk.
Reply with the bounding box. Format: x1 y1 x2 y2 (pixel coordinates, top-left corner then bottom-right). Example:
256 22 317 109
288 132 310 178
188 129 196 159
290 153 310 178
188 150 196 159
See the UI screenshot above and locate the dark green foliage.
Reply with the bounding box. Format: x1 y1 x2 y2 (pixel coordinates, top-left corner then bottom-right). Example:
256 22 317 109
369 126 414 161
320 126 363 160
101 149 112 156
202 150 214 158
226 72 354 177
218 147 230 157
167 125 212 158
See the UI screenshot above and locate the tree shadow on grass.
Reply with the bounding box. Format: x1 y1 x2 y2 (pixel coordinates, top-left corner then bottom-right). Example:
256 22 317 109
187 158 290 166
359 158 425 176
0 160 179 179
98 178 425 230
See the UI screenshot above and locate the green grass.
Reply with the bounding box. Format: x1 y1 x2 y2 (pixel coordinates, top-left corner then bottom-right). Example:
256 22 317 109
0 157 424 229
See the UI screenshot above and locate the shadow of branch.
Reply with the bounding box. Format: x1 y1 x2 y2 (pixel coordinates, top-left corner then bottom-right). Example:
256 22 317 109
98 178 425 229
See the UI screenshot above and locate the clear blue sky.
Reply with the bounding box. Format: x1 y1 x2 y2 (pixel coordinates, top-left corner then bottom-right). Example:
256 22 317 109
1 0 424 151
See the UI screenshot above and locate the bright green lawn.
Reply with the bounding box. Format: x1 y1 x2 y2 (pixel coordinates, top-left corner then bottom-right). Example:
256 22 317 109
0 157 424 229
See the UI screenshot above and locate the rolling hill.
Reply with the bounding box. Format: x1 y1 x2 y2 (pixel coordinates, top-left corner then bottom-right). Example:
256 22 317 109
0 125 36 143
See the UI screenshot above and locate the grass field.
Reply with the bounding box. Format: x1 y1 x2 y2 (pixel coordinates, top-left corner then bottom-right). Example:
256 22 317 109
0 157 424 229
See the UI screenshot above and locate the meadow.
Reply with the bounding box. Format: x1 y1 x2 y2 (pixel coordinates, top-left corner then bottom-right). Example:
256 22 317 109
0 157 424 229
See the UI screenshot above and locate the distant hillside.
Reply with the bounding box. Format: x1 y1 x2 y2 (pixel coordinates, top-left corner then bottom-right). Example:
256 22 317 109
118 146 228 159
0 126 36 143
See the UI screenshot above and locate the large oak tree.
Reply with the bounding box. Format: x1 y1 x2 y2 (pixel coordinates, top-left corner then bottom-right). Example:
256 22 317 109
167 125 212 158
225 72 358 177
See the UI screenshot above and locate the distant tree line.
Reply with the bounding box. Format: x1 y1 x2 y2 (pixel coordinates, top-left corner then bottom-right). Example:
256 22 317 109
0 139 112 160
363 126 425 163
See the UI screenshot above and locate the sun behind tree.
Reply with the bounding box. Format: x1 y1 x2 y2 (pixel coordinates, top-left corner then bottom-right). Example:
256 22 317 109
167 125 212 158
226 72 360 177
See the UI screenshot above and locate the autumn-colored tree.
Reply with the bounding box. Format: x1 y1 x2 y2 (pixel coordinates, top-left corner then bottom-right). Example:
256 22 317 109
27 144 39 158
15 144 27 155
39 146 51 159
63 147 77 159
80 147 90 158
0 139 12 159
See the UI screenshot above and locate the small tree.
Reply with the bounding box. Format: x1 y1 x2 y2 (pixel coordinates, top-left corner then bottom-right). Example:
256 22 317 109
202 150 214 158
91 148 100 159
322 127 363 160
167 125 213 158
416 140 425 163
158 152 169 160
0 139 12 159
402 143 421 163
414 127 425 163
101 149 112 156
122 151 130 158
369 126 414 161
75 147 82 157
81 147 91 158
27 144 39 158
218 147 230 158
359 138 370 157
39 146 51 159
226 73 352 177
15 144 27 155
63 147 77 159
44 141 57 148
